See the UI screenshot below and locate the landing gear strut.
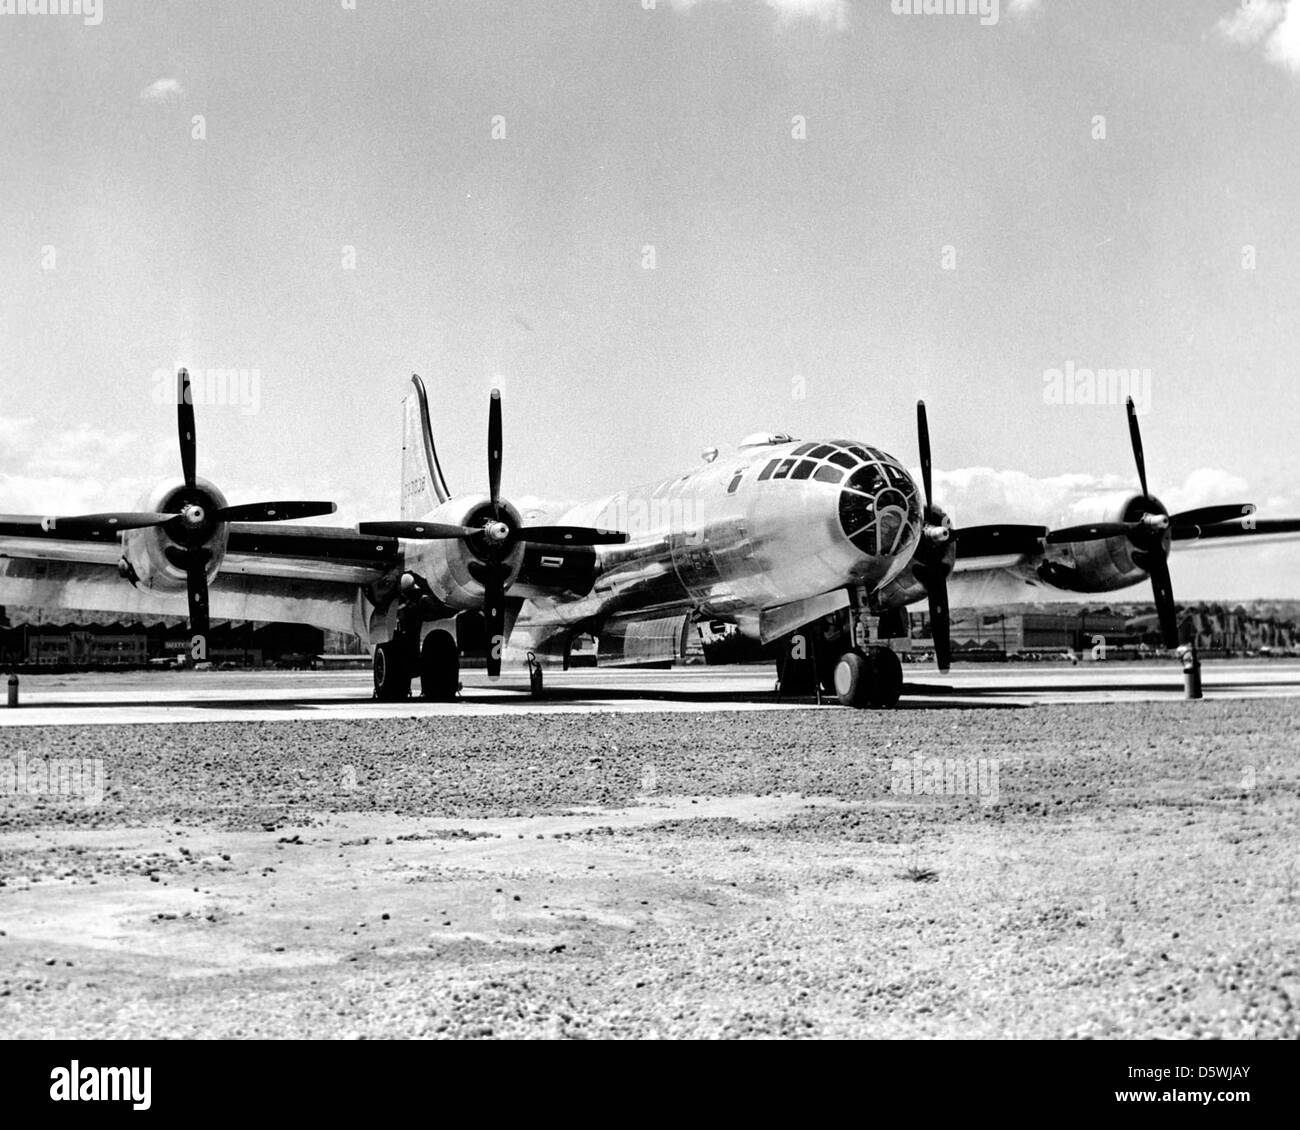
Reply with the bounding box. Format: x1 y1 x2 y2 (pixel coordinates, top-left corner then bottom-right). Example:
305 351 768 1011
526 651 544 698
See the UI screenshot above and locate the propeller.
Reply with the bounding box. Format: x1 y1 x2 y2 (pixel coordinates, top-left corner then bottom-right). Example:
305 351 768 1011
163 370 337 658
42 369 335 660
358 389 627 677
359 520 625 547
912 401 954 672
1044 397 1256 649
911 403 1054 671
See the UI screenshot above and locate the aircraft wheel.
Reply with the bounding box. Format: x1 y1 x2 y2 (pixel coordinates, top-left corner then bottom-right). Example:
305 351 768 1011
419 630 459 701
865 645 903 708
833 646 903 709
373 640 411 701
833 648 871 708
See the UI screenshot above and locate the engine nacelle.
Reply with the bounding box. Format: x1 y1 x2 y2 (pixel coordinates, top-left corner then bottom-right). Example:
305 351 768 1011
403 494 526 610
119 478 230 592
1039 491 1164 593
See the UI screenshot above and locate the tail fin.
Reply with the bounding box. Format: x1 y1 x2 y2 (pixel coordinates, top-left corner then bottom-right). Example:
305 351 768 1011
401 374 452 518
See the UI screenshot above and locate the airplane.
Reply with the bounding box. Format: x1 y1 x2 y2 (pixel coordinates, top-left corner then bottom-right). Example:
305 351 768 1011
2 369 1298 708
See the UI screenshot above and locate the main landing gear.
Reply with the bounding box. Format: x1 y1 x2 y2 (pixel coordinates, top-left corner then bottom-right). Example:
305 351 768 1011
830 646 903 709
373 628 461 702
776 612 904 709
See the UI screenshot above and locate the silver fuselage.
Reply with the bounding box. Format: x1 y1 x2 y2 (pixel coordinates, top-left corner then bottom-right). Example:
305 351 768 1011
504 437 925 644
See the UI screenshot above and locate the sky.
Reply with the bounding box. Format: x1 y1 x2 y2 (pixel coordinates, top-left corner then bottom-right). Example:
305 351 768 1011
1 0 1299 599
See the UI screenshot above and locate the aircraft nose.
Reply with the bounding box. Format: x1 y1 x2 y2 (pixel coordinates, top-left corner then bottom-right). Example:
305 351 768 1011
836 453 922 559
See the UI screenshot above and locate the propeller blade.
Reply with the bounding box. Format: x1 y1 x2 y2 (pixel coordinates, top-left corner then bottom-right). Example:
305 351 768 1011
1045 522 1131 545
216 501 337 523
1146 549 1180 649
1174 516 1300 542
165 545 212 661
1125 396 1149 499
177 368 197 488
928 578 951 674
483 569 506 678
916 400 933 507
1170 503 1255 528
954 524 1047 557
488 388 503 517
357 521 480 539
48 512 174 534
185 561 211 661
520 525 628 546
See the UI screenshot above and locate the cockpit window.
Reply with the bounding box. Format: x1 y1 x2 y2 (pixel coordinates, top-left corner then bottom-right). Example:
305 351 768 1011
813 464 844 484
790 459 816 480
771 458 796 479
726 470 744 494
792 443 818 456
757 459 779 481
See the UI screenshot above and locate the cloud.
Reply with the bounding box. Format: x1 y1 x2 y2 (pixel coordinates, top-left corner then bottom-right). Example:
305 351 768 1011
671 0 850 30
922 465 1262 529
139 78 184 103
1264 0 1300 69
1216 0 1300 73
0 416 166 516
1217 0 1285 44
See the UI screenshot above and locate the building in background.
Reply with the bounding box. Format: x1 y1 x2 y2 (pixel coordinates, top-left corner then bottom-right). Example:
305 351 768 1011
4 600 1298 671
0 607 323 670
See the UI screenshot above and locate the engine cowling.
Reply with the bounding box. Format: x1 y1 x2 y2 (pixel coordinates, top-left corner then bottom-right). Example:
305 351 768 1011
403 494 527 610
1039 491 1166 592
119 478 230 592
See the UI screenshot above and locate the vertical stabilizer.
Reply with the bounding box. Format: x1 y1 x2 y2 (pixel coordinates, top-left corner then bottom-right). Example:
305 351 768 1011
401 374 452 518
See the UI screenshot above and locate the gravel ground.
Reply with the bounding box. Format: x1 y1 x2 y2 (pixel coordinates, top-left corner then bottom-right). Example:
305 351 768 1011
0 701 1297 1038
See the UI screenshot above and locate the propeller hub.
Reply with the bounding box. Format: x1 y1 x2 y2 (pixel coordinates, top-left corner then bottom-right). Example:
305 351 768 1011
483 520 511 545
180 503 207 529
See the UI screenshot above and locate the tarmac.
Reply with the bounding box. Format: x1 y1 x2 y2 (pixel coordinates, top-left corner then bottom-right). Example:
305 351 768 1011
2 659 1298 726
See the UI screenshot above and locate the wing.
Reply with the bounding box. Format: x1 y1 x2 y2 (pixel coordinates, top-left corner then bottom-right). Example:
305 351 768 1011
0 521 401 637
944 517 1300 607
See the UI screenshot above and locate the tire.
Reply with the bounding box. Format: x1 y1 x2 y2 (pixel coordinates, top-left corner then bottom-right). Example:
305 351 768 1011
373 640 410 702
865 645 903 708
419 630 459 702
833 646 904 709
833 648 871 708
